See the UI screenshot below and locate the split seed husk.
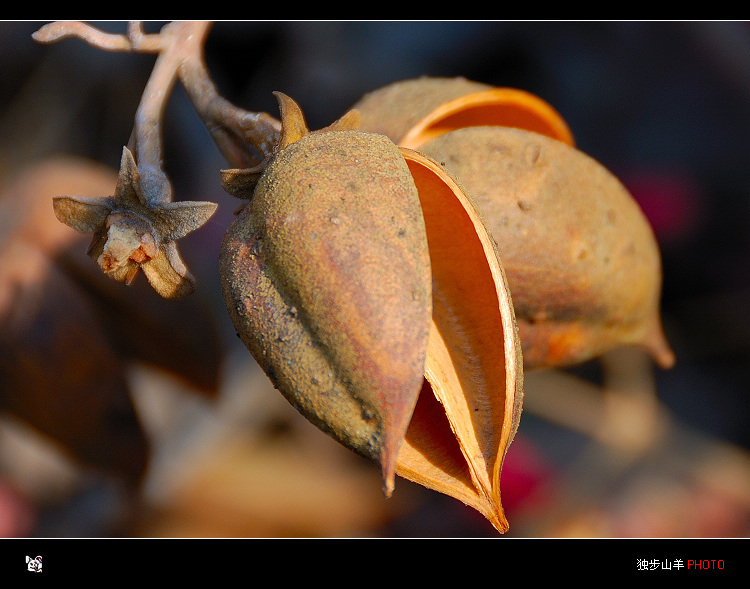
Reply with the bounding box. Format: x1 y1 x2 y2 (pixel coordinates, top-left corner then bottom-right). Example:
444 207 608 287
220 93 525 532
351 76 492 143
395 148 524 533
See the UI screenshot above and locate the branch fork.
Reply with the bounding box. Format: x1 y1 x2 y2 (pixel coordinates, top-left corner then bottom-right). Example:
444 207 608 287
35 21 282 297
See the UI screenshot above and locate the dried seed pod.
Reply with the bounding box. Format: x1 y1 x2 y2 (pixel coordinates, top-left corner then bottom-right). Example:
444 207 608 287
220 113 432 495
351 76 492 143
352 76 574 148
221 94 525 533
419 126 675 369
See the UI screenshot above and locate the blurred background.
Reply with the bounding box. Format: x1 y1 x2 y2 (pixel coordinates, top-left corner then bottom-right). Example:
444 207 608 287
1 20 749 538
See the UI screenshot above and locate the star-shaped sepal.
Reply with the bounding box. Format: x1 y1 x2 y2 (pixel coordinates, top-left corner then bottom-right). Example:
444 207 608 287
53 147 218 299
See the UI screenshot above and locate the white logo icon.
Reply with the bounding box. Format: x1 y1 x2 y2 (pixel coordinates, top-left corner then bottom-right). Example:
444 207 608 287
26 555 42 573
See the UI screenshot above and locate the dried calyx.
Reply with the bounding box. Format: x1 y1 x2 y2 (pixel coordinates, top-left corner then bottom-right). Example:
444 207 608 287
53 147 217 298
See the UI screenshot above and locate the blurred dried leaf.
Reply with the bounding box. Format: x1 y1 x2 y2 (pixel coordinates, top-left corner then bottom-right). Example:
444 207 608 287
0 156 222 481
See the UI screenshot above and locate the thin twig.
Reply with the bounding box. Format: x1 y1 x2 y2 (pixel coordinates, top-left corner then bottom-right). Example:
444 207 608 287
129 38 183 204
178 57 281 168
34 20 281 172
32 20 164 53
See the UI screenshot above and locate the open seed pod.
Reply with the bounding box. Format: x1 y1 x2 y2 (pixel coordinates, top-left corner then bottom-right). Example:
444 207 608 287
351 76 574 149
220 94 523 533
418 126 675 370
353 77 672 371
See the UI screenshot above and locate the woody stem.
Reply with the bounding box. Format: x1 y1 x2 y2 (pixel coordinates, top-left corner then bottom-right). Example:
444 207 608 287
128 24 195 206
178 57 281 169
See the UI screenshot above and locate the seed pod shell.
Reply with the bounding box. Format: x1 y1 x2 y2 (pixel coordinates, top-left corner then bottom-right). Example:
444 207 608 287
351 76 574 148
396 148 524 533
351 76 492 143
220 129 433 493
419 126 674 369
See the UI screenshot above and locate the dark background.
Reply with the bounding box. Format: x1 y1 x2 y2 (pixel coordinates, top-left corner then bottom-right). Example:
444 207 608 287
1 21 749 539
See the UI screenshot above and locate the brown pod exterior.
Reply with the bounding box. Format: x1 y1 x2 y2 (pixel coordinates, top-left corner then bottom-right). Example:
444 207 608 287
219 130 432 494
351 76 574 149
351 76 492 143
420 126 675 370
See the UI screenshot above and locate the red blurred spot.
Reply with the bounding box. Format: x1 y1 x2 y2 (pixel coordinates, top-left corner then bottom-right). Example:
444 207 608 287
500 435 558 511
0 478 36 537
623 170 704 247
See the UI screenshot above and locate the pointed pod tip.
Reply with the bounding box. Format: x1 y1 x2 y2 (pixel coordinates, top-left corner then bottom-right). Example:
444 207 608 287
120 145 136 168
642 315 676 370
493 516 510 535
651 342 676 371
382 472 396 499
377 399 417 499
379 429 403 499
323 108 362 132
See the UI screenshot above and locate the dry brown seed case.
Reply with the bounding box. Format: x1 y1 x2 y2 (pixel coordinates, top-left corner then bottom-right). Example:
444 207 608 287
220 127 433 496
352 76 673 371
419 127 674 370
220 94 525 533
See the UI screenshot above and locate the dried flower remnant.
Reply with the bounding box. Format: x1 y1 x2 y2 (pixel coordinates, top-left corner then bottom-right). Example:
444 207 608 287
33 21 280 298
53 148 217 299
